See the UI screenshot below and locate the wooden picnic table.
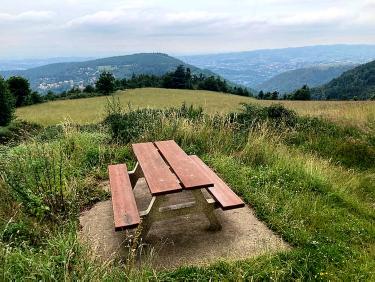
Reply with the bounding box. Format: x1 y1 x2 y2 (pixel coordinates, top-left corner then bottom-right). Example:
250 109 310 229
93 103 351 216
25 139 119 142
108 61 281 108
108 140 244 237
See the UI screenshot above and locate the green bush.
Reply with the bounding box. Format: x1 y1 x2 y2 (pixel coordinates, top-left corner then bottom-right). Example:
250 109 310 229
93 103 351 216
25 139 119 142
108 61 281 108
0 76 15 126
0 121 42 145
232 103 297 129
0 129 112 220
1 220 42 247
105 103 204 143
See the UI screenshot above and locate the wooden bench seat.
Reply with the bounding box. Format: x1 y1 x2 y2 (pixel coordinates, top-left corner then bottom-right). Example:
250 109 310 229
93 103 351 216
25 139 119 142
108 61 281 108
108 164 140 231
190 155 245 210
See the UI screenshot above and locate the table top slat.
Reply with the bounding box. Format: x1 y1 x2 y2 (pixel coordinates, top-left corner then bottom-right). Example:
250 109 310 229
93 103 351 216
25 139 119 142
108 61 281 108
132 142 182 195
154 140 213 189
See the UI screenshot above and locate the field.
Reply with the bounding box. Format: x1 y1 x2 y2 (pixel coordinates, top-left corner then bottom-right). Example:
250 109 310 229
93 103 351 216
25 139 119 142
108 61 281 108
1 88 375 280
16 88 253 125
16 88 375 130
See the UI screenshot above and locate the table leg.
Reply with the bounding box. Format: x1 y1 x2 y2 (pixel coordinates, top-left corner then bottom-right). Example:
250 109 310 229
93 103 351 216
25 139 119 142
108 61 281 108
138 189 222 239
191 189 222 231
128 162 143 188
139 195 167 240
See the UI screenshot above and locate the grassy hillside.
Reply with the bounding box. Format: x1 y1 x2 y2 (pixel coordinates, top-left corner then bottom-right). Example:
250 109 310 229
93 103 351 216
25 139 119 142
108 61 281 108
17 88 375 130
256 65 355 93
1 100 374 280
312 60 375 100
16 88 253 125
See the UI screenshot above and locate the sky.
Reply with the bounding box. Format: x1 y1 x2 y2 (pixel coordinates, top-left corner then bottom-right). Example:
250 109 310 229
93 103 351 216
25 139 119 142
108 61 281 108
1 0 374 59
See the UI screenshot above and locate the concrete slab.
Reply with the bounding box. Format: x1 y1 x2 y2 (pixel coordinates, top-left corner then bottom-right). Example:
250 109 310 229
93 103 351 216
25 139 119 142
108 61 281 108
79 178 289 269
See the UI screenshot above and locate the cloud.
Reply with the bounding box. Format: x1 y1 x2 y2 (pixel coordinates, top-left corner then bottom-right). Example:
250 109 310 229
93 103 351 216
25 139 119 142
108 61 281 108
271 8 355 26
0 10 54 23
64 7 231 36
0 0 374 58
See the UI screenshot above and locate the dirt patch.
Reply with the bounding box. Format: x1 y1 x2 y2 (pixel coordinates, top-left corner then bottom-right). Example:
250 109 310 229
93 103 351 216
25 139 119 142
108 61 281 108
79 178 289 269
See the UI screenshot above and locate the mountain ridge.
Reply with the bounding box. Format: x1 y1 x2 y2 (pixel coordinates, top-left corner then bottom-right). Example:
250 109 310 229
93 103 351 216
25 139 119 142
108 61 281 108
312 60 375 100
256 64 356 93
0 53 216 93
180 44 375 88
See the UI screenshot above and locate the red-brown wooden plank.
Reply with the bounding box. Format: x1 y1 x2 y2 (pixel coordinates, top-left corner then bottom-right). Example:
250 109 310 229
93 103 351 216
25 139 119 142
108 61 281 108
154 140 213 189
190 155 245 210
108 164 140 231
132 142 182 195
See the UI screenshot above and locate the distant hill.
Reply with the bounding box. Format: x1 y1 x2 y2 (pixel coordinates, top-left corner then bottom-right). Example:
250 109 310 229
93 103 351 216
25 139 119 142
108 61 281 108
256 64 355 93
0 53 215 93
0 57 94 71
312 60 375 100
180 44 375 88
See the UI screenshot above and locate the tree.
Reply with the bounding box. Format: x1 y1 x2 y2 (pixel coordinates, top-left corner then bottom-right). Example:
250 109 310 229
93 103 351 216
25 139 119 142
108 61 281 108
0 76 15 126
45 90 56 101
7 76 31 107
83 85 95 93
30 91 43 105
96 72 116 95
258 91 264 99
162 65 190 89
289 85 311 100
271 91 279 100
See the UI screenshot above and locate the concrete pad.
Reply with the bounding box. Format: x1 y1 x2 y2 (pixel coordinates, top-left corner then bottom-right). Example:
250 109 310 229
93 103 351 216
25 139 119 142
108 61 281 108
79 178 289 269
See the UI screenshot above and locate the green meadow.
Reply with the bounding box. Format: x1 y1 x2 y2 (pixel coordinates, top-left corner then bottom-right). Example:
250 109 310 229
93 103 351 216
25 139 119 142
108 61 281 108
16 88 375 130
1 90 374 280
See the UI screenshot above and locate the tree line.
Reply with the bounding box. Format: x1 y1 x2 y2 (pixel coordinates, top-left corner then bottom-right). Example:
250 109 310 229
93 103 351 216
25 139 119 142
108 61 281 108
256 85 311 101
58 65 251 99
0 65 251 126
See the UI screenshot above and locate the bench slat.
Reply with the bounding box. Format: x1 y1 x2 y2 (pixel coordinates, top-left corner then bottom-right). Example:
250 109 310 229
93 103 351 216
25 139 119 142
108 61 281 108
132 142 182 195
190 155 245 210
108 164 140 231
154 140 213 189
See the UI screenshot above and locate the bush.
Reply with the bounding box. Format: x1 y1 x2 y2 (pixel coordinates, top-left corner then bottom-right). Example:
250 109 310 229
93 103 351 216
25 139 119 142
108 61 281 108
0 129 111 221
105 109 163 143
0 121 42 145
233 103 297 129
0 77 15 126
1 220 42 247
105 102 204 143
266 104 297 126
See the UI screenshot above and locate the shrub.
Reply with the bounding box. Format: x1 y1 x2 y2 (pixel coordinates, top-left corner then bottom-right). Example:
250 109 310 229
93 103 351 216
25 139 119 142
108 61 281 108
1 220 42 247
0 121 42 145
105 109 163 143
1 129 111 221
0 77 15 126
105 102 204 143
233 103 297 129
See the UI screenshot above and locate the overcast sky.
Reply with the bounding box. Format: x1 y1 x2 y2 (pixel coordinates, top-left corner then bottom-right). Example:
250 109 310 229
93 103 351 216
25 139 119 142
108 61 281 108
1 0 374 59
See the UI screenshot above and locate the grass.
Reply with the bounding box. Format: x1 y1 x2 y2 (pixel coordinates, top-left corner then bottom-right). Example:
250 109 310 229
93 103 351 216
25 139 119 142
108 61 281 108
2 99 375 280
16 88 375 130
253 99 375 131
16 88 253 126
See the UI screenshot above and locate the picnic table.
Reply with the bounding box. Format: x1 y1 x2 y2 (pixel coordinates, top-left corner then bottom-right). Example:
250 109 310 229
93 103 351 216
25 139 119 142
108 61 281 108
108 140 244 238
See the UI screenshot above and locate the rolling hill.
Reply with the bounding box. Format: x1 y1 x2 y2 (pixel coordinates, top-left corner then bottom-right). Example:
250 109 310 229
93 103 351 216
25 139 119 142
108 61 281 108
312 60 375 100
180 44 375 88
0 53 215 93
256 64 355 93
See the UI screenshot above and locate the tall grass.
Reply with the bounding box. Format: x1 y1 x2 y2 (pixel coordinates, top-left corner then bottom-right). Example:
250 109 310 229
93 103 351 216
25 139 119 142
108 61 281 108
16 88 375 130
1 102 374 280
